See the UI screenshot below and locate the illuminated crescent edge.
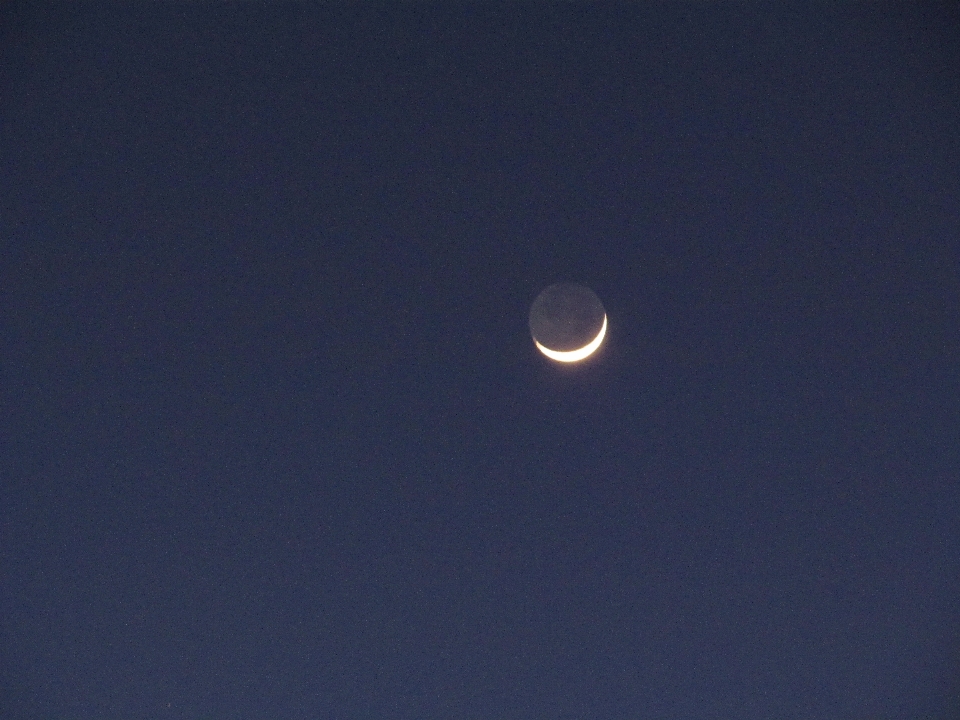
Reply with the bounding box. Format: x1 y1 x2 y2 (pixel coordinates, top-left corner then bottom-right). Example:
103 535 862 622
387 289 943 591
534 314 607 363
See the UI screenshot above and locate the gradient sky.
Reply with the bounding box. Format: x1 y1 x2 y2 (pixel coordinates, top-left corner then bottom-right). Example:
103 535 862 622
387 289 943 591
2 4 960 720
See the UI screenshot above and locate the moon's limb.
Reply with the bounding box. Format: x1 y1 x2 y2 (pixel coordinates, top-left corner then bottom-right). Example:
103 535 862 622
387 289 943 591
535 314 607 362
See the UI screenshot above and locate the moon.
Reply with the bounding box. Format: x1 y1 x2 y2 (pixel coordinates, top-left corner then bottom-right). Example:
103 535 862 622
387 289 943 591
529 283 607 363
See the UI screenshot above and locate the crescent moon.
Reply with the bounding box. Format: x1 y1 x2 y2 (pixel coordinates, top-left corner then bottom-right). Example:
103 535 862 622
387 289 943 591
535 314 607 362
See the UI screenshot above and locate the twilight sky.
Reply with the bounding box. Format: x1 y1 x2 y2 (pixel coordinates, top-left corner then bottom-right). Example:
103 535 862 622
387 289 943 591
2 4 960 720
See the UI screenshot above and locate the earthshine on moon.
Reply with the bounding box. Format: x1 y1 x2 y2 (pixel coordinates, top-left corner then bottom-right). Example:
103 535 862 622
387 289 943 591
529 283 607 363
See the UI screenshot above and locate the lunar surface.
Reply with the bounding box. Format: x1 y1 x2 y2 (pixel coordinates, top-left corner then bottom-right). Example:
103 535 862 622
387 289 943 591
529 283 607 362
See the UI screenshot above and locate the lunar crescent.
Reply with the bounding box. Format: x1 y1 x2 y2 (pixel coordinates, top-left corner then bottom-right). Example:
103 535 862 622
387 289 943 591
535 314 607 362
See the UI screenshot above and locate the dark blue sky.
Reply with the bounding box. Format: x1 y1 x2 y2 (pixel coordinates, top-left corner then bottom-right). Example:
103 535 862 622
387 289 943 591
2 4 960 719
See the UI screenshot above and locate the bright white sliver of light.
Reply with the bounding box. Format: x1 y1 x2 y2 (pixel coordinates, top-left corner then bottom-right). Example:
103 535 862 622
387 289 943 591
535 314 607 363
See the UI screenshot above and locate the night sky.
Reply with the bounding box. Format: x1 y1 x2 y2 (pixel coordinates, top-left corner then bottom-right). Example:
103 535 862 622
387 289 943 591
3 4 960 720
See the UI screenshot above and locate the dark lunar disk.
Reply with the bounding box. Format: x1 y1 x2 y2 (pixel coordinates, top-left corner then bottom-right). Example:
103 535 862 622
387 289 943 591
529 283 606 352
